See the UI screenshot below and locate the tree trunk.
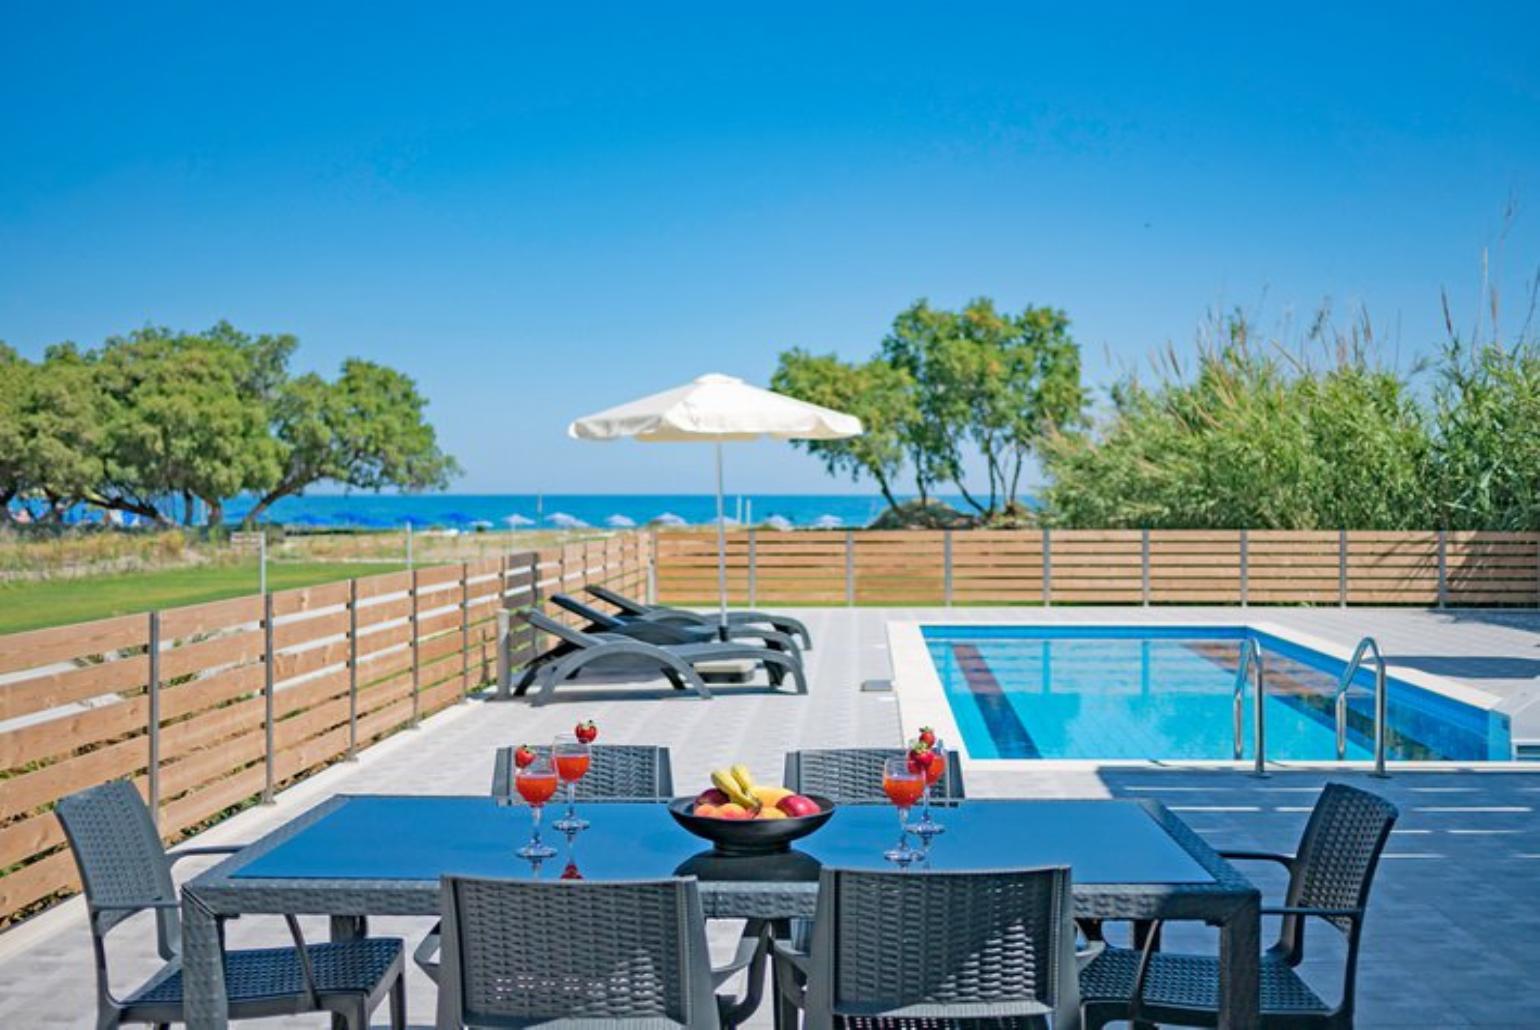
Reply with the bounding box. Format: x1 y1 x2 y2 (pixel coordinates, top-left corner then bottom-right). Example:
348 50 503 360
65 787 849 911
206 499 225 527
873 471 902 516
955 479 987 514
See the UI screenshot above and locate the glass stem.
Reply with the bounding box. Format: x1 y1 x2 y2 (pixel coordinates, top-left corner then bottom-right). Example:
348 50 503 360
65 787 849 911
531 805 542 846
897 806 910 850
567 780 577 819
922 783 932 820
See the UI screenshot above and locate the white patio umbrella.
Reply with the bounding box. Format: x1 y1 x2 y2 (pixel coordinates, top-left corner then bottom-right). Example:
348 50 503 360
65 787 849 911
569 372 862 633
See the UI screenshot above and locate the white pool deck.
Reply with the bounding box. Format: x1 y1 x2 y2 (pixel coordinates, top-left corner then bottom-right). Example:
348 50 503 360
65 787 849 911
3 606 1539 1028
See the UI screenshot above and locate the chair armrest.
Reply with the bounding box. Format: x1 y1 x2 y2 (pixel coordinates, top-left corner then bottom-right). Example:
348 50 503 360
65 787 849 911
168 845 245 866
769 938 810 1010
94 898 180 912
769 938 810 974
1262 905 1362 921
711 921 768 988
281 914 322 1008
413 928 442 983
1218 849 1294 869
1124 918 1166 1025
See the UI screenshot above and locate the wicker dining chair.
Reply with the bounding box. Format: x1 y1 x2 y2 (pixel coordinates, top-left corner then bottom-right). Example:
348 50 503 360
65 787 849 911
772 865 1081 1029
491 742 676 801
415 744 680 984
435 875 767 1029
55 780 406 1030
783 746 966 804
1079 782 1400 1029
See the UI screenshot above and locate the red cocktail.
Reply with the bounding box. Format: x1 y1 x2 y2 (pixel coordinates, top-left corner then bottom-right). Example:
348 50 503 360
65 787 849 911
552 734 591 832
515 752 559 859
882 756 924 866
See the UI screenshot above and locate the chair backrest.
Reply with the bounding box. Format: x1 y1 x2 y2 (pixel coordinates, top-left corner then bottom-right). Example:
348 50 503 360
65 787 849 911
784 747 966 804
550 592 625 630
586 583 650 615
55 779 180 957
520 608 604 648
806 866 1077 1024
437 875 719 1028
492 744 675 801
1278 782 1399 962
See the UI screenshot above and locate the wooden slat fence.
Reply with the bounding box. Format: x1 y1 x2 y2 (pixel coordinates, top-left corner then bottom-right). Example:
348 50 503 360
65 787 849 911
0 532 651 925
654 528 1540 609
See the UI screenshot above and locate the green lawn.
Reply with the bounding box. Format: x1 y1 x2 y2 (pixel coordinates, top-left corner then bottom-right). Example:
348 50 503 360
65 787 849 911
0 560 408 635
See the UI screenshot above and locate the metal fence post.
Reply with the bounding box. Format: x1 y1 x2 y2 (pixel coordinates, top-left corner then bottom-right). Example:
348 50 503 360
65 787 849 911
347 579 358 760
647 529 658 604
748 528 758 608
1240 529 1249 607
1141 529 1151 607
943 530 954 607
261 592 276 803
496 608 512 699
1437 530 1448 608
844 530 855 606
1042 528 1053 607
1338 529 1348 608
410 569 421 727
146 611 161 830
460 562 471 700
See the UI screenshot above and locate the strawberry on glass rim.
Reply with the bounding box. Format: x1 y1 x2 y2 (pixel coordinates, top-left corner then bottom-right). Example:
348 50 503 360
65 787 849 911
917 726 937 748
908 740 947 841
514 744 538 769
574 720 598 744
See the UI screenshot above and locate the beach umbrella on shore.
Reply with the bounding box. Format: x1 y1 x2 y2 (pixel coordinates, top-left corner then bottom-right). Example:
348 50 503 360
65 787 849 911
569 372 862 633
650 512 687 527
503 513 535 528
605 514 638 528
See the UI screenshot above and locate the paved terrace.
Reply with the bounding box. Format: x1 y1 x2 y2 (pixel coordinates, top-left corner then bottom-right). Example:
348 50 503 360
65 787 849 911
2 607 1538 1028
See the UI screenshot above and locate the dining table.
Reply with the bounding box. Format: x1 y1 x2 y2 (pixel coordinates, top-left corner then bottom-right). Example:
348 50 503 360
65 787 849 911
180 795 1261 1028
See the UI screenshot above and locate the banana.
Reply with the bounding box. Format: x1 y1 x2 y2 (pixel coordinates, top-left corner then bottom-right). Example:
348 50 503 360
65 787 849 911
711 768 757 809
730 763 757 794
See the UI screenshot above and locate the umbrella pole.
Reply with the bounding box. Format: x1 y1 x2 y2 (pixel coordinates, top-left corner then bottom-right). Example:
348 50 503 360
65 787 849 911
715 441 728 639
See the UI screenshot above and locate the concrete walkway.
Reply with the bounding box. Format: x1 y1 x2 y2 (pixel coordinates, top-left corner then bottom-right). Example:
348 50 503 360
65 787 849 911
1 607 1536 1027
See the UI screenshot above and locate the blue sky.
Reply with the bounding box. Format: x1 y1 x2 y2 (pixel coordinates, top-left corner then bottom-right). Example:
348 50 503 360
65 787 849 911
3 3 1538 495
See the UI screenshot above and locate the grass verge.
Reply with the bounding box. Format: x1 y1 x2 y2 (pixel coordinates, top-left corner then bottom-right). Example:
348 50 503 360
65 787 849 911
0 560 408 634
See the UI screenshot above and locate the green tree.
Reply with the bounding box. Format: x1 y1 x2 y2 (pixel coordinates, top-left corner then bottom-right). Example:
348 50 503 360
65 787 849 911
24 345 107 521
0 344 29 518
882 298 1083 515
771 350 913 513
90 326 281 525
239 359 459 526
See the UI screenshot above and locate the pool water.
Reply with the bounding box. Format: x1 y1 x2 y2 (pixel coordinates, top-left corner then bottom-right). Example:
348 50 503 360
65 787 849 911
922 625 1511 762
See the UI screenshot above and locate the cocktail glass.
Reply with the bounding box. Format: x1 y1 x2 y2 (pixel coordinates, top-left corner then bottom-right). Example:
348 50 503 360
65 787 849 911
881 757 924 866
911 744 948 841
515 752 560 859
552 733 592 832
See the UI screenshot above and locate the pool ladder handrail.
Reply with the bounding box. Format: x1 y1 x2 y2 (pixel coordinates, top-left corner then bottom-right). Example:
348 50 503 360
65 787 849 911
1232 637 1266 776
1334 636 1390 778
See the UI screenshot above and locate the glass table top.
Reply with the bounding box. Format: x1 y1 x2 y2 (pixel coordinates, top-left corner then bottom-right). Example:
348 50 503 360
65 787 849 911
231 796 1218 886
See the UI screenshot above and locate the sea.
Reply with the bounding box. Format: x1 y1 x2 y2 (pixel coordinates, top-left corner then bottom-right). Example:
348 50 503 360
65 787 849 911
207 493 969 531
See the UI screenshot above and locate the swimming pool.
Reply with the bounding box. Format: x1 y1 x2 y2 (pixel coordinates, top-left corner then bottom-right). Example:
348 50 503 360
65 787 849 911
906 624 1511 762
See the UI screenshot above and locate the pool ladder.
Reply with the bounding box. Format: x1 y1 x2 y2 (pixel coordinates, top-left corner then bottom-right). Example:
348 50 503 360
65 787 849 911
1231 635 1389 778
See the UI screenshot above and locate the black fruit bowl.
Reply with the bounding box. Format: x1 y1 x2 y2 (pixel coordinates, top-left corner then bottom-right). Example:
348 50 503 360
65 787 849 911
667 795 835 855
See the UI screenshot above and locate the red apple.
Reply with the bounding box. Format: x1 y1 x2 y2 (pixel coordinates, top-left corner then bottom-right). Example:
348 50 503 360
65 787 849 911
695 788 730 807
777 794 821 818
